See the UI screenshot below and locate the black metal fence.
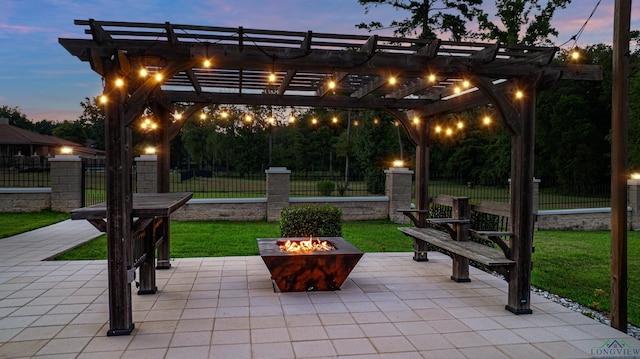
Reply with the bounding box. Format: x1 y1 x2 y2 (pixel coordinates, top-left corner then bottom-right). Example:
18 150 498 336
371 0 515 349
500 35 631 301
0 154 50 187
81 158 106 207
0 155 618 210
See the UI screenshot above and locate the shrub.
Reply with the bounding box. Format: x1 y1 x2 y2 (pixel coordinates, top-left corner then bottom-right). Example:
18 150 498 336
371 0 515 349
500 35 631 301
279 205 342 237
317 180 335 196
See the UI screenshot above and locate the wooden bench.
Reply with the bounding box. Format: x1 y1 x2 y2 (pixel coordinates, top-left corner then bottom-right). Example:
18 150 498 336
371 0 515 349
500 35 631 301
399 196 514 282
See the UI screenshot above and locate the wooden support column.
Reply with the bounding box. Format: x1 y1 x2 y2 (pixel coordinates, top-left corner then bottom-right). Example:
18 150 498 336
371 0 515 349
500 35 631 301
506 84 535 315
155 104 172 269
412 124 430 261
610 0 630 332
104 71 135 335
451 197 470 282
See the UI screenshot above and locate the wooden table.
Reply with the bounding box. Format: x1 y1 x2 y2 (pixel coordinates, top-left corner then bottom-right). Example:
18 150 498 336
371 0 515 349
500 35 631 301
71 192 192 335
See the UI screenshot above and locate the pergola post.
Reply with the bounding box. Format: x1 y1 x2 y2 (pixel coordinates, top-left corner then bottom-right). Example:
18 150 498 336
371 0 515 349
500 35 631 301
154 103 172 269
506 84 536 315
104 70 135 335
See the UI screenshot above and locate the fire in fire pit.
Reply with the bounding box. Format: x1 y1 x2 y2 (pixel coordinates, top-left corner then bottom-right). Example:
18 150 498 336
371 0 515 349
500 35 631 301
279 236 335 253
258 237 363 292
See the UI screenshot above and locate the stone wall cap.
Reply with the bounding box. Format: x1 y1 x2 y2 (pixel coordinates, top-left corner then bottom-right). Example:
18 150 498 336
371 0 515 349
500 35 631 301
538 207 631 215
290 196 388 203
187 198 267 204
265 167 291 174
49 155 82 161
384 167 414 174
0 187 51 194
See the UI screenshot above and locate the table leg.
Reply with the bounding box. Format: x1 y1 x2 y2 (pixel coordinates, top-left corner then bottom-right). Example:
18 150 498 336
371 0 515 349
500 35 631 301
137 219 157 294
156 217 171 269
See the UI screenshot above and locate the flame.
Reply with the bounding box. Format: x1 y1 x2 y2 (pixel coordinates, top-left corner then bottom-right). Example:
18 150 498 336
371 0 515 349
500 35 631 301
279 236 335 253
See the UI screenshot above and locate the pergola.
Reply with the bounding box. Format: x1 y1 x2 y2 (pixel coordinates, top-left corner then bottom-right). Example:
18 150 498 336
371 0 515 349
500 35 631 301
59 19 601 335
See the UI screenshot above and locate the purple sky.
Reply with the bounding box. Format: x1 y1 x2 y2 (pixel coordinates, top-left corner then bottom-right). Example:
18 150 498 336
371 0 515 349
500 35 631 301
1 0 638 123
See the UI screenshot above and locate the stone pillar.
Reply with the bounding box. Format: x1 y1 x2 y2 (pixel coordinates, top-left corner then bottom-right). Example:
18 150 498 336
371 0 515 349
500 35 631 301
385 167 414 224
135 154 158 193
266 167 290 222
628 179 640 230
49 154 83 211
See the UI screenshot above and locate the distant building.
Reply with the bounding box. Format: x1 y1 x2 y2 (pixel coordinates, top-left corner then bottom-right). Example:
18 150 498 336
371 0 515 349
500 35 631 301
0 117 104 159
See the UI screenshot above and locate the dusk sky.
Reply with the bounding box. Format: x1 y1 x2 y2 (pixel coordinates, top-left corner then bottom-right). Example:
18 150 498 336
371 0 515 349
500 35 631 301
1 0 639 123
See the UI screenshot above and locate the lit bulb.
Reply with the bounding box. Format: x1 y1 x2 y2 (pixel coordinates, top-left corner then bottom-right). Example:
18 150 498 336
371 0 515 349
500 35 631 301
220 111 228 119
144 146 156 155
515 90 524 99
311 118 318 125
115 78 124 87
174 112 183 120
155 72 163 82
428 74 436 82
457 121 464 129
200 113 206 120
289 115 295 123
99 95 108 104
454 86 461 94
151 123 158 130
394 121 399 127
328 80 336 90
203 59 212 68
435 125 442 133
483 116 491 125
269 73 277 82
268 116 275 124
413 117 420 125
446 128 453 136
245 114 253 122
373 118 379 125
353 120 359 126
139 68 148 77
462 80 470 88
388 76 397 85
332 116 338 123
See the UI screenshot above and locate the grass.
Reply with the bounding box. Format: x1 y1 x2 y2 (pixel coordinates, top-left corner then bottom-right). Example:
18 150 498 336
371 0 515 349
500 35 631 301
532 230 640 326
0 210 68 239
54 220 413 259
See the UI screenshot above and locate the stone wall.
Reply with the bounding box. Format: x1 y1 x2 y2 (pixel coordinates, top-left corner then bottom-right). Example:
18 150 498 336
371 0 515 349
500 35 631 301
535 208 632 231
0 188 51 212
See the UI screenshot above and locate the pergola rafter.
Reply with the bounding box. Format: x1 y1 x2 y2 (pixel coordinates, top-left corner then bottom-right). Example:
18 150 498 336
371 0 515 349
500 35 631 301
59 19 601 336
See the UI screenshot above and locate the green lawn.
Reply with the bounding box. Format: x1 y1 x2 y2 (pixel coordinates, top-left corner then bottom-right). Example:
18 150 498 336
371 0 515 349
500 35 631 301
0 210 69 239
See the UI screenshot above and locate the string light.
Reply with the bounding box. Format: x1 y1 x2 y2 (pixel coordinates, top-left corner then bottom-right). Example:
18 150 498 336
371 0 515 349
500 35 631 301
483 116 491 125
332 116 338 124
267 115 276 125
462 80 471 88
269 73 277 83
388 76 397 85
173 112 183 120
515 90 524 99
203 59 212 68
373 118 379 125
412 116 420 125
115 78 124 87
445 128 453 136
428 74 437 82
139 68 148 77
99 95 108 104
245 114 253 122
571 47 580 61
289 115 296 123
435 125 442 133
200 112 207 120
328 80 336 90
311 117 318 125
456 121 464 129
220 110 229 119
155 72 163 82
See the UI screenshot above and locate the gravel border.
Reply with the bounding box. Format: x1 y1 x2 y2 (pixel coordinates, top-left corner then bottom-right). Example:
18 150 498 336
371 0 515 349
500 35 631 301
531 286 640 339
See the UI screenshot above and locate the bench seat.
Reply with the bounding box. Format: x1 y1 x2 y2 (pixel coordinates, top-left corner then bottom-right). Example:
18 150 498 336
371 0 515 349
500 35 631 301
399 227 515 267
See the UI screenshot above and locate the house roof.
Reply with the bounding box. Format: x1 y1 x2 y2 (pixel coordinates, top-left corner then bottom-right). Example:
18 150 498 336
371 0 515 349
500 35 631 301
0 120 80 147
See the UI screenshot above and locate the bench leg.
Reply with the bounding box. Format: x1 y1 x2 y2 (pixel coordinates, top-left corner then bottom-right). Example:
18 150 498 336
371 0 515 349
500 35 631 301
138 221 157 295
413 239 428 262
451 254 470 282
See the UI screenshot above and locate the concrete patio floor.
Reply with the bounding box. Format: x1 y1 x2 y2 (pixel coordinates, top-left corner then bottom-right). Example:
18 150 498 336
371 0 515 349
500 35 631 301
0 220 638 358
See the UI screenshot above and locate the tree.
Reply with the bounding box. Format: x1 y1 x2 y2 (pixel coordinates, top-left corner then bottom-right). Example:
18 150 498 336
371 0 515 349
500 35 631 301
474 0 572 45
52 120 87 145
0 105 33 130
78 97 106 150
356 0 483 41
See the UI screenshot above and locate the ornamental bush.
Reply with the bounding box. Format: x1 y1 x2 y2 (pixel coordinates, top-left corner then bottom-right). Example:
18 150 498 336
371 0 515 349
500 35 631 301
279 205 342 237
316 180 335 196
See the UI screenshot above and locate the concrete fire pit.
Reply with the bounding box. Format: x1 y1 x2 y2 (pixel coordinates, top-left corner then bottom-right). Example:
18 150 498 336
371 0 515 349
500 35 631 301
257 237 363 292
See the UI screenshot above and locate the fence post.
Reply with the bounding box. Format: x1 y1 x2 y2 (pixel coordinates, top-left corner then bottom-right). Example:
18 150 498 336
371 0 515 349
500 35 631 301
627 179 640 230
134 154 158 193
385 166 414 224
266 167 290 222
49 153 83 211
